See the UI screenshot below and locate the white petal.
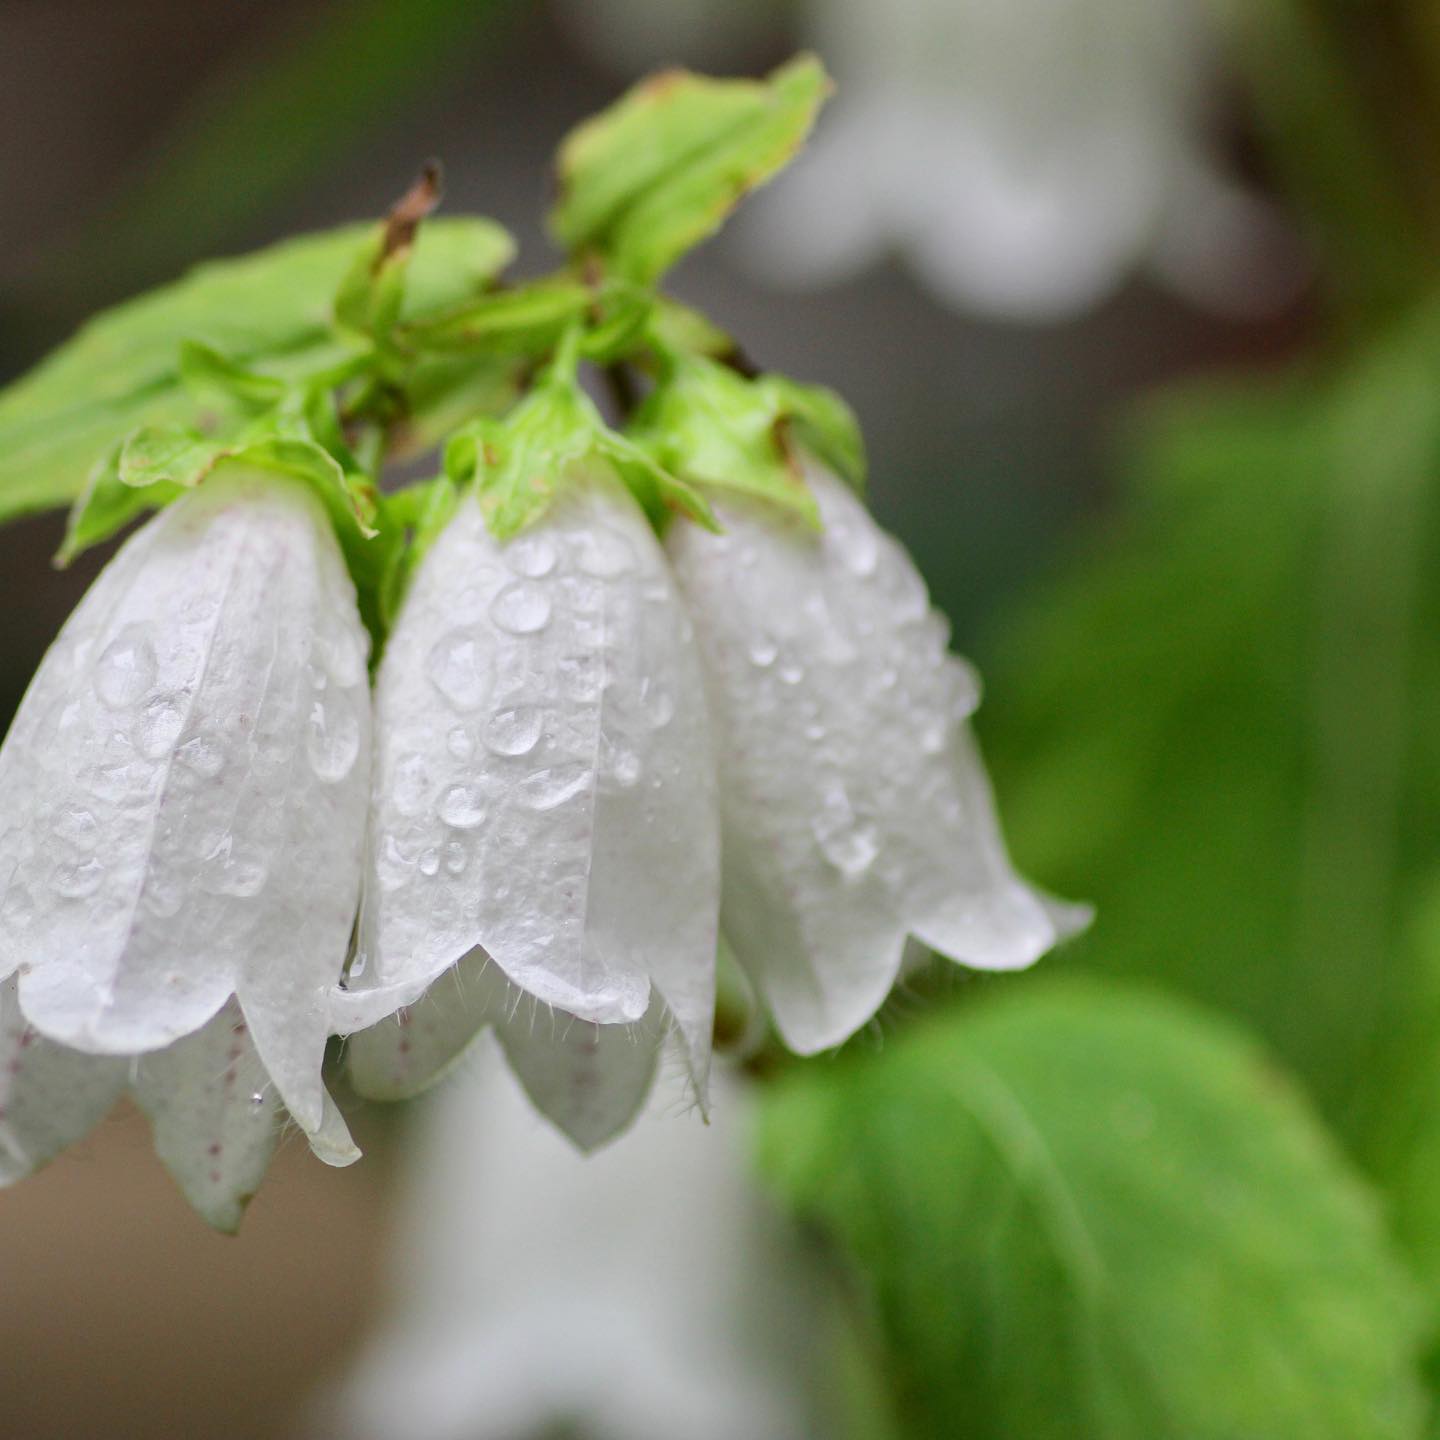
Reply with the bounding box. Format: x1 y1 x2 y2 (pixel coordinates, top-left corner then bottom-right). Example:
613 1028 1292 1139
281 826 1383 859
0 469 370 1135
130 997 280 1231
315 1049 821 1440
356 478 718 1081
348 947 665 1152
496 995 664 1153
668 468 1081 1052
0 975 126 1183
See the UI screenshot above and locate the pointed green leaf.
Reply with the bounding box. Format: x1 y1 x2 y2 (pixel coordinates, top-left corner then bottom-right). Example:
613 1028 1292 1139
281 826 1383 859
760 981 1427 1440
551 55 829 283
0 217 512 527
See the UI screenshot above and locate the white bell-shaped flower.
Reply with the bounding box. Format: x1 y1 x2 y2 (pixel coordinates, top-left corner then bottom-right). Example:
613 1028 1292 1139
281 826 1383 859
739 0 1300 319
313 1044 825 1440
339 469 720 1145
0 467 371 1172
667 466 1088 1053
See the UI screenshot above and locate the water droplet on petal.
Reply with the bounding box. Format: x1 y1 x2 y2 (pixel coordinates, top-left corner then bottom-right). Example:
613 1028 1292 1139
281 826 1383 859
482 706 543 757
830 516 879 577
503 532 558 578
1 884 34 928
517 762 591 811
51 858 105 899
392 753 430 816
427 631 490 711
778 661 805 685
749 635 779 667
418 848 440 877
53 806 99 851
812 784 879 880
439 784 487 829
175 736 225 777
95 626 156 708
307 695 360 783
611 749 641 787
317 626 367 688
446 726 474 761
444 841 467 876
490 581 552 635
570 525 636 578
135 697 184 759
141 873 185 918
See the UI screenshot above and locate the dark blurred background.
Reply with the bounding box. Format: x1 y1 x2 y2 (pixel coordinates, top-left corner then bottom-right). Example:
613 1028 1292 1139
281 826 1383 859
0 2 1316 1435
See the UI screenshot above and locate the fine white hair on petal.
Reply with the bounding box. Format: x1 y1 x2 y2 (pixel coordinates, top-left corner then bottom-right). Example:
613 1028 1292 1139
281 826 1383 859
311 1047 823 1440
352 473 719 1093
0 975 126 1185
667 466 1086 1054
345 947 668 1152
0 466 371 1142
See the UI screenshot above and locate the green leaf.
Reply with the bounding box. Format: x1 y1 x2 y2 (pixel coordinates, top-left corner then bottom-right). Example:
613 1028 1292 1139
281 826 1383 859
403 277 595 354
0 217 513 527
630 353 864 522
982 301 1440 1150
760 982 1428 1440
550 54 829 283
374 474 460 635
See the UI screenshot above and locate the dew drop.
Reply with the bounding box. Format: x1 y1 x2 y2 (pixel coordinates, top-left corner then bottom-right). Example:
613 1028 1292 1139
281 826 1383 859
307 695 360 783
443 841 467 876
778 661 805 685
53 806 99 851
446 726 474 761
517 762 591 811
392 753 430 816
482 706 543 757
95 625 157 709
748 636 779 668
1 884 34 928
830 517 879 577
611 749 641 788
427 631 490 711
51 858 105 899
489 581 553 635
175 736 225 778
811 784 879 880
502 532 558 578
418 848 441 877
570 525 636 578
349 952 369 980
439 784 487 829
135 696 184 759
201 842 269 898
317 626 367 688
141 873 185 918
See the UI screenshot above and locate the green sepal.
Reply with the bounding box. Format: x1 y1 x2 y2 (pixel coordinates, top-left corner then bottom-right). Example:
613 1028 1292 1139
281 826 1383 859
177 340 289 414
651 297 735 360
550 55 830 284
446 344 715 541
374 473 460 636
402 275 653 368
56 442 186 568
629 352 865 524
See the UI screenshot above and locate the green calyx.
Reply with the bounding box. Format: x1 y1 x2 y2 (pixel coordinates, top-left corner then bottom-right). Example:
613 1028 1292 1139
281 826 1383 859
444 327 717 541
1 54 864 658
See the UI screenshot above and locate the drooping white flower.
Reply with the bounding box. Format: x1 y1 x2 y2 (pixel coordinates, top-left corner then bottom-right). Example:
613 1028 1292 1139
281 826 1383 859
667 465 1088 1053
313 1043 825 1440
737 0 1300 319
337 469 720 1147
0 467 371 1195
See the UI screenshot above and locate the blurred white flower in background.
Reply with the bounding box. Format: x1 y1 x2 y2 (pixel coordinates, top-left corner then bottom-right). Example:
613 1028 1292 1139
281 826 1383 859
562 0 1303 320
315 1046 825 1440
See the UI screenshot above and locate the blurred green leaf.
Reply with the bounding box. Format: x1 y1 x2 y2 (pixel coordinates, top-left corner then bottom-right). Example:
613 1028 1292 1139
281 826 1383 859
984 302 1440 1143
0 218 513 527
550 55 829 284
760 981 1427 1440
